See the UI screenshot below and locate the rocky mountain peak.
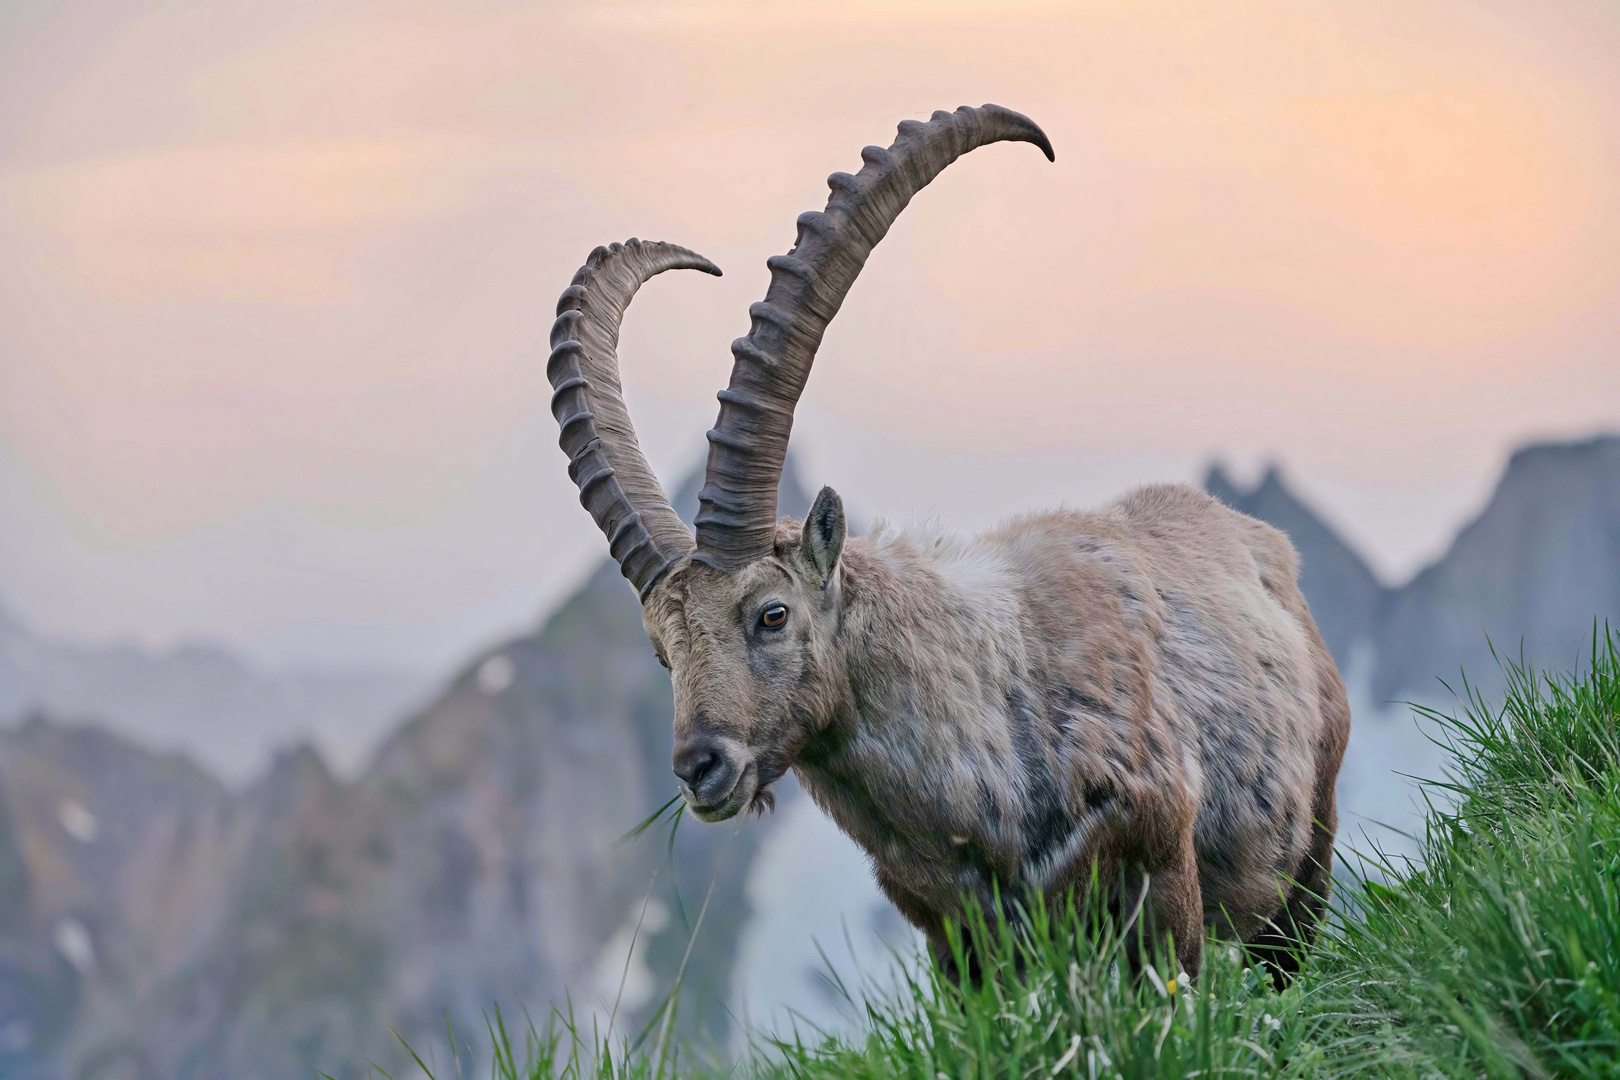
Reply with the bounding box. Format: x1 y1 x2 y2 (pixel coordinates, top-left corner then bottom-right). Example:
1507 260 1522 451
1376 433 1620 699
1206 434 1620 702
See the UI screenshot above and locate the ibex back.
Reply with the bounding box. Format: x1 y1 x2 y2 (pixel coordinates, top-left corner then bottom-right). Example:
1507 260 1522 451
545 105 1350 982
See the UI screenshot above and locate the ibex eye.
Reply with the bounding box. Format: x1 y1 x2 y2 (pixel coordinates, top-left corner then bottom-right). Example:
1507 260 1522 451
760 604 789 629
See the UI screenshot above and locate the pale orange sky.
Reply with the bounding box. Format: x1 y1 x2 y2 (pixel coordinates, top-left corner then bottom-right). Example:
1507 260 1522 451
1 0 1617 671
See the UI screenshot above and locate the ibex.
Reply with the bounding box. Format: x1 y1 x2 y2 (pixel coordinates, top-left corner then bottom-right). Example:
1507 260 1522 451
546 105 1350 982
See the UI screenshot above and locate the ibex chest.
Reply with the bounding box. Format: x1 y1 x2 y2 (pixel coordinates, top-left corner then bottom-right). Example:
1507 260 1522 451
794 684 1116 910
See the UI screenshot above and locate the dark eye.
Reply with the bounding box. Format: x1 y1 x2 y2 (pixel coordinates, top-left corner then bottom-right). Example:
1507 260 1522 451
759 604 789 630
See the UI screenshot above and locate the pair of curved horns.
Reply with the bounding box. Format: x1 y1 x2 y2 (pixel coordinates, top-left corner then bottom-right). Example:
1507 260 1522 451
547 104 1054 599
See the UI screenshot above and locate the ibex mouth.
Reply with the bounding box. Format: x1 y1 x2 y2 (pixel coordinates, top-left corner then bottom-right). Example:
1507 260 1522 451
685 758 786 821
686 758 759 822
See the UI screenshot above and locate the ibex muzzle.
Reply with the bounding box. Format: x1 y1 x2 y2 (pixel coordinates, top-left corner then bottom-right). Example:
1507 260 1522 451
543 105 1349 986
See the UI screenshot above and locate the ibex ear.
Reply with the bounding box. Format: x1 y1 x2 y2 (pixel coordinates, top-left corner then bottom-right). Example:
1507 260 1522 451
802 486 846 586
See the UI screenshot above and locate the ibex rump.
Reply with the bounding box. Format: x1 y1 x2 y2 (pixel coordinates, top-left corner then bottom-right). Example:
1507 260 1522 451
546 105 1350 981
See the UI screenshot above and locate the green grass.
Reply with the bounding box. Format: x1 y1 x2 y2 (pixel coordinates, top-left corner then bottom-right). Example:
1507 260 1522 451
391 629 1620 1079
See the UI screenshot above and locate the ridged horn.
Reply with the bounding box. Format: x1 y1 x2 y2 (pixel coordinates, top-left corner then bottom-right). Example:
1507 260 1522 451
693 104 1054 570
548 239 719 600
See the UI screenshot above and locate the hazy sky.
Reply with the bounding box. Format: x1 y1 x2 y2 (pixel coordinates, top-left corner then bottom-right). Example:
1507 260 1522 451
2 0 1617 674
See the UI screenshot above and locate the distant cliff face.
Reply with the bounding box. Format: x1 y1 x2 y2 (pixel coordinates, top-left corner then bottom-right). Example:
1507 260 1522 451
0 719 240 1080
1375 436 1620 700
0 749 73 1080
0 461 811 1080
1206 434 1620 700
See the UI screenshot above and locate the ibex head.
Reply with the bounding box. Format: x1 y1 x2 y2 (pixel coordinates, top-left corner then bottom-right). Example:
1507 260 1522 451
642 489 847 819
546 105 1053 820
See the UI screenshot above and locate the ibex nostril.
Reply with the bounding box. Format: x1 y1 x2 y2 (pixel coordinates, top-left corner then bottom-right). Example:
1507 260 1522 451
673 737 742 806
673 742 721 791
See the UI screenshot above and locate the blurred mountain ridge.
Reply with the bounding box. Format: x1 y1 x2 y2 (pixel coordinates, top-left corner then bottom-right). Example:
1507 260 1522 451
0 603 434 783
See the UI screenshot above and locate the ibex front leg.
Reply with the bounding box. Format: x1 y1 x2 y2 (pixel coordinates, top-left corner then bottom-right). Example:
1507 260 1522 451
1135 833 1203 981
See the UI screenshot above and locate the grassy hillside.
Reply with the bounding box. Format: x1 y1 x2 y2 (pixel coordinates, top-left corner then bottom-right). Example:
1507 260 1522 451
390 628 1620 1079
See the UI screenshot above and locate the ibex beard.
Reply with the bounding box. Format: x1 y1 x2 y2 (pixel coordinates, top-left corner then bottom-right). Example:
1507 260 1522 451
546 105 1350 986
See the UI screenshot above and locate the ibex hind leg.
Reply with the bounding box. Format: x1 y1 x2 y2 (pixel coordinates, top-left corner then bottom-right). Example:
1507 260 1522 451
1243 811 1334 990
1245 660 1349 990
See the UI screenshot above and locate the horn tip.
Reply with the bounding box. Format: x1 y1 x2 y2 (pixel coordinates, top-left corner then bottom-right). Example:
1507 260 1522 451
976 103 1056 162
662 241 722 278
